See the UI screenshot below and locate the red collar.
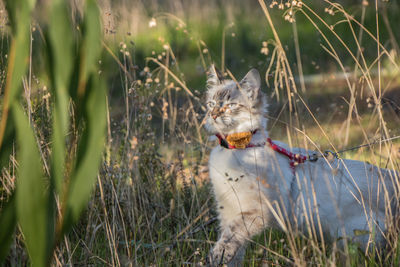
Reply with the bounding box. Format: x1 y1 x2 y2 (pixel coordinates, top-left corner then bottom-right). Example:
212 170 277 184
216 134 307 173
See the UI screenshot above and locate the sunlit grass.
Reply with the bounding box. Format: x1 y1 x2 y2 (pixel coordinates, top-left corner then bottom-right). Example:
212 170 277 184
1 0 400 266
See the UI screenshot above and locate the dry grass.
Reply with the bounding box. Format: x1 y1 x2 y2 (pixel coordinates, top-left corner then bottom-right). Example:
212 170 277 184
1 0 400 266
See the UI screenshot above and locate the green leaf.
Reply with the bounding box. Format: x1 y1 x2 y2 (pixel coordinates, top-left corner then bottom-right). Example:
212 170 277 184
59 1 106 233
0 194 16 262
48 0 74 92
0 118 16 169
63 75 106 232
4 0 34 35
1 0 39 263
73 0 102 117
0 0 35 152
14 105 51 267
47 0 74 196
80 0 102 85
3 0 35 104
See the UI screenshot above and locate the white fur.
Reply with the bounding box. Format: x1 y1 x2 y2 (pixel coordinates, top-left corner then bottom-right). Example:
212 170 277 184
208 129 397 265
205 67 398 266
210 129 394 237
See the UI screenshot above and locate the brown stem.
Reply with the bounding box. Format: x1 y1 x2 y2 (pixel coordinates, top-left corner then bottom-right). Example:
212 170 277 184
0 39 16 151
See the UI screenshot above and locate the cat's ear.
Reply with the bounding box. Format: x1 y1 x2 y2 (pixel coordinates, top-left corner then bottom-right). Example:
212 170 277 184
240 68 261 100
207 64 224 88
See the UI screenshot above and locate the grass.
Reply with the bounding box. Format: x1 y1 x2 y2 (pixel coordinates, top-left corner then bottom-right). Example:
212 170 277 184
1 0 400 266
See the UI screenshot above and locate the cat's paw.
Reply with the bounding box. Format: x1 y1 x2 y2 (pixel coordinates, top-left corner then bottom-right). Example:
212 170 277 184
207 244 226 266
207 242 236 266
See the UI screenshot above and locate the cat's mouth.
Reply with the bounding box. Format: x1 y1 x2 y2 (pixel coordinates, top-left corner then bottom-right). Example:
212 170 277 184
208 114 234 133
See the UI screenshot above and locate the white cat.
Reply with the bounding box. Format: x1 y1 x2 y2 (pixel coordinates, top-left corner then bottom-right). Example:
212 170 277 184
204 66 398 266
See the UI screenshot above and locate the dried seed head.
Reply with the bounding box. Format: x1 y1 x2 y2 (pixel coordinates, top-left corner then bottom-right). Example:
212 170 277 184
130 136 138 150
149 18 157 28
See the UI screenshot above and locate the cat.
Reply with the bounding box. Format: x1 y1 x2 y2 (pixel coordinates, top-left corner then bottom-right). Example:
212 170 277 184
204 65 398 266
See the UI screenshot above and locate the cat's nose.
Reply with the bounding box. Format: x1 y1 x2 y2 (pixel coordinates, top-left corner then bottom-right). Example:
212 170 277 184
211 107 220 120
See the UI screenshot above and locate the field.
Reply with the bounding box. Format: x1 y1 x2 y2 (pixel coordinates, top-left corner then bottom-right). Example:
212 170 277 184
1 0 400 266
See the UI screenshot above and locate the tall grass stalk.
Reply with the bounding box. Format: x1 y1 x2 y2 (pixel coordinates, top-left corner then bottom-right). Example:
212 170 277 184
0 0 399 266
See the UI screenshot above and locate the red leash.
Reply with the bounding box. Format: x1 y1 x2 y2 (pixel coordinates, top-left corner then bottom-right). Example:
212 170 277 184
216 134 307 174
266 138 307 173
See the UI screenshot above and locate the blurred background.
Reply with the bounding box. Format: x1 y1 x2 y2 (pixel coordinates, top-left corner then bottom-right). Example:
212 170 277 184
75 0 400 81
91 0 400 152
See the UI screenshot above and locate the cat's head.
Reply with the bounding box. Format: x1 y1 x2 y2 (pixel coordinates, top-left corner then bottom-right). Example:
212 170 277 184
204 65 268 135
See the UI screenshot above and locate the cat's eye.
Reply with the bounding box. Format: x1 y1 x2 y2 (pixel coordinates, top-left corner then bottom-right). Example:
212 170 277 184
207 100 216 109
227 103 237 109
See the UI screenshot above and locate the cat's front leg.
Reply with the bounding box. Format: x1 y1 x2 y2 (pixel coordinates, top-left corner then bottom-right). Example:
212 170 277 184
208 226 244 266
208 212 265 266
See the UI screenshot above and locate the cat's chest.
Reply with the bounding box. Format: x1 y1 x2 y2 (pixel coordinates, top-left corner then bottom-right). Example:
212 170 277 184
209 146 260 172
208 146 268 188
208 145 295 194
208 146 276 221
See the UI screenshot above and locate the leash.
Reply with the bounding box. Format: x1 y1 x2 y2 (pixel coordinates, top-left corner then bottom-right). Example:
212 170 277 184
266 138 307 173
308 135 400 161
216 133 400 174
